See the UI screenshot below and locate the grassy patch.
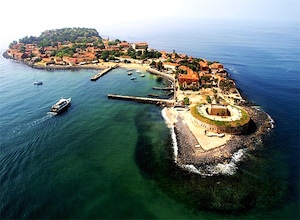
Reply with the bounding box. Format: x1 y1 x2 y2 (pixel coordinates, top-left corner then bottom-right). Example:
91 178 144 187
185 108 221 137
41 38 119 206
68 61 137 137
190 104 250 127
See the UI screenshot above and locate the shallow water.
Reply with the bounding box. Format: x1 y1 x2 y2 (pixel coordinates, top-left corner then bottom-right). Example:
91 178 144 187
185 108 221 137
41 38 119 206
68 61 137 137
0 20 299 218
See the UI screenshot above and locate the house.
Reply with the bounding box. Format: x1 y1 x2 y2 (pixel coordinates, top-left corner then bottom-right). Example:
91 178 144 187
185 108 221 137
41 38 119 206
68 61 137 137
199 61 209 71
162 62 180 71
179 54 188 59
209 62 224 71
132 42 148 53
106 45 120 51
178 66 200 89
54 57 65 65
118 41 130 49
68 58 78 66
42 58 55 65
14 52 28 60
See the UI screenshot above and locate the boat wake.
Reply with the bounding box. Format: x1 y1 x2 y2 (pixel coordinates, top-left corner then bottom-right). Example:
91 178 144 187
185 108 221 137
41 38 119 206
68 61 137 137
13 112 57 135
29 112 57 127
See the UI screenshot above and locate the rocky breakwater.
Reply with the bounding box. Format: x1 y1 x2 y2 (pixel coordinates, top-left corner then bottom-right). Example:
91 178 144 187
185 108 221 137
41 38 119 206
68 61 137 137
173 104 274 175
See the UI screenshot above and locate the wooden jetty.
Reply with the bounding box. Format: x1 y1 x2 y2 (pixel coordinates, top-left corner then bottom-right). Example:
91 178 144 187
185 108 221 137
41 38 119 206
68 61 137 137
107 94 175 106
91 64 118 81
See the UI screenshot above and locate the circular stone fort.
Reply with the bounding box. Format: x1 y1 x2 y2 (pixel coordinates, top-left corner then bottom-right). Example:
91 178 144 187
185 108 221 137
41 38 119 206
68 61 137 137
191 104 251 134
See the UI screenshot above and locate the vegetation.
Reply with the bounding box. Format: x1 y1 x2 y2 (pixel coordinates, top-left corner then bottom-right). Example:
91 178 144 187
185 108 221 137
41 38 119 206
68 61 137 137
190 104 250 127
18 27 102 46
183 97 190 105
219 79 235 92
206 95 212 103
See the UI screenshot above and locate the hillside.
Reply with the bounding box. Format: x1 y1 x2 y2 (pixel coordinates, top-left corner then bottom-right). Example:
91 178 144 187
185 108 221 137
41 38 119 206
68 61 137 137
16 27 102 47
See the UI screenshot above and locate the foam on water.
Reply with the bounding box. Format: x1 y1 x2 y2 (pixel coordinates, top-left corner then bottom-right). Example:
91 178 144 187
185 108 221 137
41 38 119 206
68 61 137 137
161 108 178 161
181 164 201 174
199 149 247 176
12 112 56 135
161 107 248 176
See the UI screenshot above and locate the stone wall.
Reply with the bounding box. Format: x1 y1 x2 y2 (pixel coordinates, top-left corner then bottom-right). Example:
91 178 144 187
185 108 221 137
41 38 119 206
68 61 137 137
191 114 249 135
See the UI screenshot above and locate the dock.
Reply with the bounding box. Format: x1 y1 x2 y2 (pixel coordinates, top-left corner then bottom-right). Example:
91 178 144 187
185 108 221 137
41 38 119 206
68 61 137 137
107 94 175 106
91 64 118 81
153 86 174 91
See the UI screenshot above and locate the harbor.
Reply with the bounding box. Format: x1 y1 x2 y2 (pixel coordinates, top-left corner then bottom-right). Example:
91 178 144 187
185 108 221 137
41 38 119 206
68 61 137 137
90 64 119 81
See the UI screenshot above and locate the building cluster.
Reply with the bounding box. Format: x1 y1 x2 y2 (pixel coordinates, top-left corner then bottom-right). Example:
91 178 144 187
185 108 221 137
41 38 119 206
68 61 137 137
6 39 232 92
151 51 230 91
6 40 149 66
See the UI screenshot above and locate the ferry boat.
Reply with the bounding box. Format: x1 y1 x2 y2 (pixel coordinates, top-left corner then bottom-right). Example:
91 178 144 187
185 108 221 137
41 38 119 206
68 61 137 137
50 98 71 114
33 81 43 85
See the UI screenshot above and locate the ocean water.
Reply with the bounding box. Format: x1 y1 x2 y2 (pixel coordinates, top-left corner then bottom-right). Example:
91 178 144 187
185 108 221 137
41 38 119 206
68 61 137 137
0 20 299 219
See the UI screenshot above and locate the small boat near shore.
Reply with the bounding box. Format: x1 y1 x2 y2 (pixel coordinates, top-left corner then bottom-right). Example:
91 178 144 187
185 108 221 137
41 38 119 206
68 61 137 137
130 76 137 80
50 98 71 114
140 73 145 77
33 81 43 85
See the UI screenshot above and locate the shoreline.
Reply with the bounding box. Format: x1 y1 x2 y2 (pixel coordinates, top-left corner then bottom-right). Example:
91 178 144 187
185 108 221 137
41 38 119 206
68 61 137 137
3 51 275 176
2 51 150 72
162 105 274 175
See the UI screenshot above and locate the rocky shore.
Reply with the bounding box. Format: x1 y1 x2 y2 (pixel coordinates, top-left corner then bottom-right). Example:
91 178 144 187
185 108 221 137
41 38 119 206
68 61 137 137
173 104 274 174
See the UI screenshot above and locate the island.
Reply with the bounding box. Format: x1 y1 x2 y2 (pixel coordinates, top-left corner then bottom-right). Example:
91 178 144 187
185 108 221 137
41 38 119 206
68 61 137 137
3 27 274 175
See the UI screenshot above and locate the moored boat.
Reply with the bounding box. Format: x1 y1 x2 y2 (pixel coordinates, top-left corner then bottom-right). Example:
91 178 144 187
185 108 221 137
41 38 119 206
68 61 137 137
34 81 43 85
50 98 71 114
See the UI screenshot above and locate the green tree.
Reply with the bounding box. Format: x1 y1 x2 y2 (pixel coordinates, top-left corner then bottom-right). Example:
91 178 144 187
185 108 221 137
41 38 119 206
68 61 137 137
184 97 190 105
150 60 156 67
19 46 25 53
206 95 212 104
101 51 109 60
157 61 163 71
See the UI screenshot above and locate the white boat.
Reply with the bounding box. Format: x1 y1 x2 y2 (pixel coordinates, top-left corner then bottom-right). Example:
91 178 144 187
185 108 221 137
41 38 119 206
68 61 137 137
127 71 133 75
50 98 71 114
33 81 43 85
140 74 145 77
130 76 137 80
136 70 141 73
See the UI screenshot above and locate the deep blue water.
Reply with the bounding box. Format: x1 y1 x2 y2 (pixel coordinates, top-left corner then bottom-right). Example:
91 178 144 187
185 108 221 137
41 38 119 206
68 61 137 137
0 20 299 219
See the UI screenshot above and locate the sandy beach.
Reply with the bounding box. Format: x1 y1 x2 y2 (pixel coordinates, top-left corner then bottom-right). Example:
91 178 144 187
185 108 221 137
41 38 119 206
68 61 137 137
163 107 231 151
95 61 150 71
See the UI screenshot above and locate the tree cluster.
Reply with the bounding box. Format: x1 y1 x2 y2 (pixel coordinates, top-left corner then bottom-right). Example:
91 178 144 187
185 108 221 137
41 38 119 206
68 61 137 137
18 27 102 47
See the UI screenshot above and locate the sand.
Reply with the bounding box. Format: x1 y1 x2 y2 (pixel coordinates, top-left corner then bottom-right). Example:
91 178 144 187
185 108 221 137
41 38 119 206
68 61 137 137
95 61 150 71
164 107 231 151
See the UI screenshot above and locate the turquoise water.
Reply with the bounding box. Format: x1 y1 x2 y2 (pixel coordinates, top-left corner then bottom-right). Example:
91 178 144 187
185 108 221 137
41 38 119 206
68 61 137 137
1 20 299 219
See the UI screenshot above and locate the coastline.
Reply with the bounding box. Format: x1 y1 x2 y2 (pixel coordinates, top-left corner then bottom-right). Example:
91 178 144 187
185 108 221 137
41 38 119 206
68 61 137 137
2 51 150 72
162 104 274 175
3 50 275 176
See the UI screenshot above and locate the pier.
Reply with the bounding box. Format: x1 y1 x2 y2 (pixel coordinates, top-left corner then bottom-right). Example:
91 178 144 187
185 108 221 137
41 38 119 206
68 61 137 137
107 94 175 106
153 86 174 91
91 64 118 81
